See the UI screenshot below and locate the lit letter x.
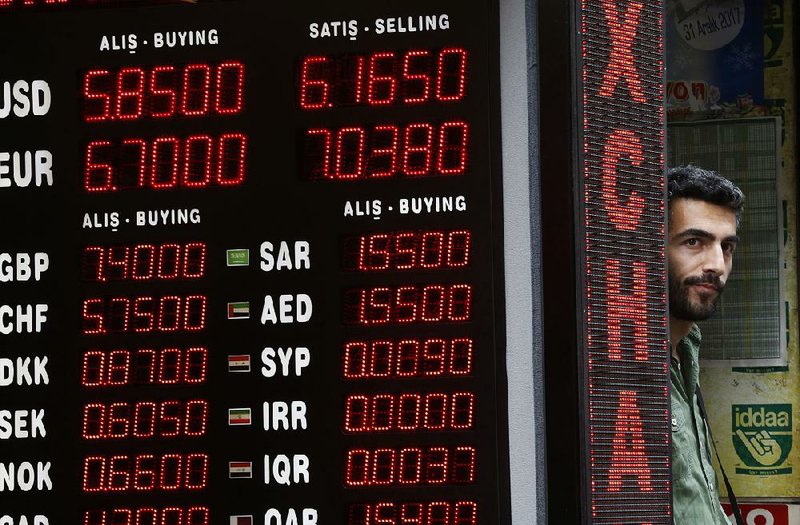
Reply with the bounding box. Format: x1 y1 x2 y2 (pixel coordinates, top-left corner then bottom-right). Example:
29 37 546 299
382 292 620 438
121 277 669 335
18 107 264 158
599 0 646 103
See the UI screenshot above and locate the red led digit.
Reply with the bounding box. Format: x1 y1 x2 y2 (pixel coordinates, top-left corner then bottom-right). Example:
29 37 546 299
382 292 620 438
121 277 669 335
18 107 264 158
108 350 130 385
183 295 207 331
133 296 155 332
83 70 112 121
395 286 418 323
403 123 434 176
82 298 105 334
151 137 180 188
452 447 476 483
158 296 181 332
435 48 468 102
359 233 390 271
421 285 446 322
402 50 432 103
447 230 471 267
369 125 399 178
122 138 148 188
85 141 114 192
149 65 177 118
397 340 420 377
184 400 208 436
160 401 181 437
183 135 213 187
451 393 475 429
369 340 393 377
215 61 245 114
428 502 449 525
217 132 247 185
106 246 130 280
108 402 130 439
394 232 417 269
403 502 424 524
134 349 157 384
335 127 366 179
82 246 105 281
133 402 156 438
437 121 469 174
449 339 474 375
398 394 421 431
448 284 473 322
82 351 104 386
424 394 447 430
399 448 422 484
371 395 394 431
422 339 446 376
132 244 155 280
158 348 182 384
183 243 206 278
343 341 368 379
116 68 146 120
420 231 445 268
156 244 181 279
299 56 330 109
367 52 397 105
181 64 211 116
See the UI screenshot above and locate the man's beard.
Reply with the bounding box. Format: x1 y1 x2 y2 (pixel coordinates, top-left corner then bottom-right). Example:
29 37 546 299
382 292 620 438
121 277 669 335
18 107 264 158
668 271 725 321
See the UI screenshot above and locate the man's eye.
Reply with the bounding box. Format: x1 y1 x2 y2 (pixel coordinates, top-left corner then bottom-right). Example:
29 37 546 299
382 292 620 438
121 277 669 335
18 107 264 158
723 243 736 253
685 238 699 246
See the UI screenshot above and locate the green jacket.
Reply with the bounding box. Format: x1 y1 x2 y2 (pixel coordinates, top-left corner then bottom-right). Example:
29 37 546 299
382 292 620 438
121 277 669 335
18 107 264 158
671 324 731 525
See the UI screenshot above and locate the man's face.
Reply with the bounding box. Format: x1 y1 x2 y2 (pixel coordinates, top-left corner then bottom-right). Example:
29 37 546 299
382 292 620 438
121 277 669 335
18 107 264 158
668 198 739 321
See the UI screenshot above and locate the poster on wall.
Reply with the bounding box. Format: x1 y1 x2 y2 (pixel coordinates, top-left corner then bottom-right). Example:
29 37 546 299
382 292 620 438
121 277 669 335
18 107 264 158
666 0 765 119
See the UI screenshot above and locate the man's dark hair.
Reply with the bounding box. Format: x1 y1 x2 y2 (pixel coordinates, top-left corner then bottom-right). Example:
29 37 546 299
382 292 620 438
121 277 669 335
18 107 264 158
667 165 745 226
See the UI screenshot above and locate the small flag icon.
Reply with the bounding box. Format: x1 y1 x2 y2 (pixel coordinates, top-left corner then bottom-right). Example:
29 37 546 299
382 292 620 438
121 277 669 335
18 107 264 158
228 301 250 319
228 354 251 373
228 461 253 479
227 249 250 267
228 407 252 426
230 516 253 525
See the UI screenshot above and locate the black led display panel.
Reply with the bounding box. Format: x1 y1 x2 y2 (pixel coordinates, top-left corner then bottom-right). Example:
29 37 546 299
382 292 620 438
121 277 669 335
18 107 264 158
0 1 509 523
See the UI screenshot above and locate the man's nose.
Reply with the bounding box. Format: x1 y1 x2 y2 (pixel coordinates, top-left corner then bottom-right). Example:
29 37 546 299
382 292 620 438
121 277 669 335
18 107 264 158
702 243 726 274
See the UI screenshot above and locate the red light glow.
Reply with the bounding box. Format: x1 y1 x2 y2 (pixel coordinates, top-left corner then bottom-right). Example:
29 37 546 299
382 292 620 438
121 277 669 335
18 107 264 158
83 62 244 121
344 230 471 271
82 399 208 440
305 121 468 180
348 501 478 525
299 48 467 109
344 391 475 432
84 507 210 525
84 133 246 192
82 242 206 282
82 453 208 493
345 446 475 487
82 294 207 334
82 347 208 387
343 284 472 325
343 338 473 379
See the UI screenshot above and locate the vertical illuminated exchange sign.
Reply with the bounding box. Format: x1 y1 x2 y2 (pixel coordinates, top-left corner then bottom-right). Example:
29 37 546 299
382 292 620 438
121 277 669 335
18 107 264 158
578 0 669 523
0 1 510 524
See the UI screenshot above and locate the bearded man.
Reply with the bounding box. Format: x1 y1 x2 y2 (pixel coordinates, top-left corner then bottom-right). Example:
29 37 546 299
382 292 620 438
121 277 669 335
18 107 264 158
667 165 744 524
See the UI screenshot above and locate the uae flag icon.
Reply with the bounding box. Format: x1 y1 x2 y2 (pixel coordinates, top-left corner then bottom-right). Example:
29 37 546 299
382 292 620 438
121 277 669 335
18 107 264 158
228 407 252 426
229 516 253 525
228 461 253 479
227 301 250 320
